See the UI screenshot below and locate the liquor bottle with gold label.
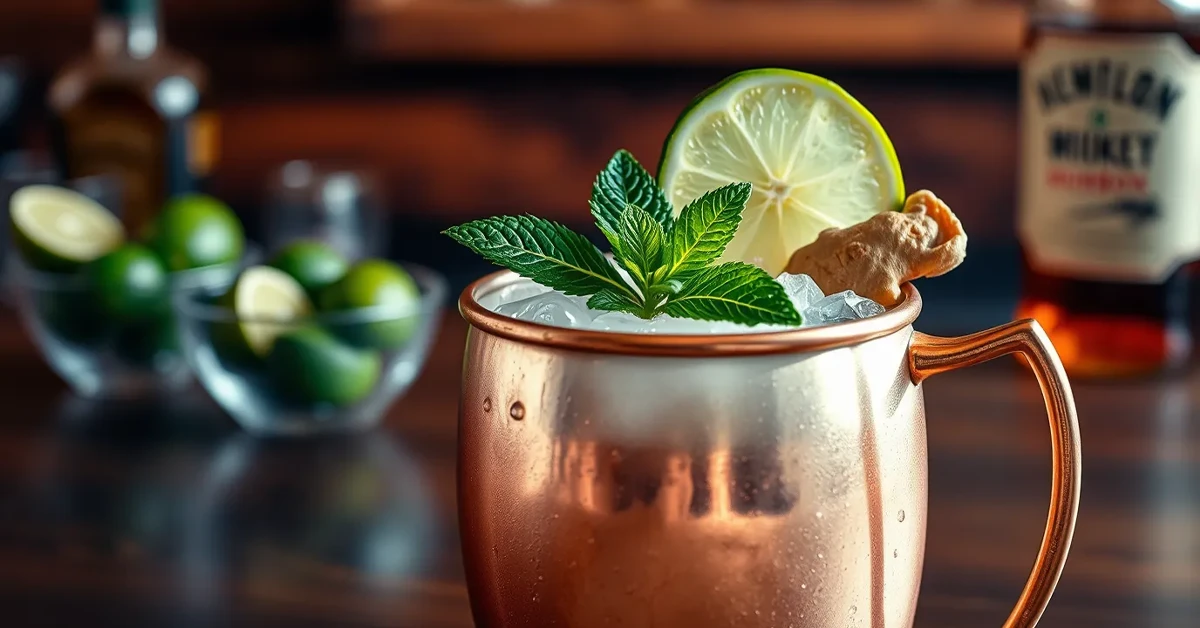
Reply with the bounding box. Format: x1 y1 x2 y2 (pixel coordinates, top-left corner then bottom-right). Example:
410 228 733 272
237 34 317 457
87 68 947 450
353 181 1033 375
1018 0 1200 377
49 0 218 233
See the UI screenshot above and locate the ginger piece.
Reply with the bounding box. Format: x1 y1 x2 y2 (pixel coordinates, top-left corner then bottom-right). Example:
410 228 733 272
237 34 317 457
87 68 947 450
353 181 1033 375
783 190 967 306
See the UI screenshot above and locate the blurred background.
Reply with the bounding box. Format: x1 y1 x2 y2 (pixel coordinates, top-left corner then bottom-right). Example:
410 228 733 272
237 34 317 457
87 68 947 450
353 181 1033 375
0 0 1026 332
0 5 1197 626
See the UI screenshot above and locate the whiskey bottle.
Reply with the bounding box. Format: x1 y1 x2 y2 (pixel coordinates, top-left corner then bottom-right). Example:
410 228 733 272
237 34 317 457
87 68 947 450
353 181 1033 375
49 0 217 233
1018 0 1200 377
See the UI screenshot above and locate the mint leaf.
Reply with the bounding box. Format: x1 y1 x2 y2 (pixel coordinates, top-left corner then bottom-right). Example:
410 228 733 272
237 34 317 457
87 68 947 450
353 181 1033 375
587 289 640 314
444 216 638 301
665 182 752 279
612 204 664 291
664 262 801 326
590 150 674 248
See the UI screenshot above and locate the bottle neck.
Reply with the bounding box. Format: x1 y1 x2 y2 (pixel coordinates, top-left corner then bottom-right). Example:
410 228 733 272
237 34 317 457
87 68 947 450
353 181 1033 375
94 1 160 60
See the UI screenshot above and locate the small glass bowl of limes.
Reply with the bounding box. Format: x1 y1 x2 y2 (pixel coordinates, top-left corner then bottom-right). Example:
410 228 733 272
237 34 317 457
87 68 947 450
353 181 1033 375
6 185 253 398
172 240 446 436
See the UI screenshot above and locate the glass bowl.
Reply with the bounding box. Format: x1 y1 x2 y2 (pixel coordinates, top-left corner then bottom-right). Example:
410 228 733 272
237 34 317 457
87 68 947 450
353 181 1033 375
6 251 252 399
172 263 446 436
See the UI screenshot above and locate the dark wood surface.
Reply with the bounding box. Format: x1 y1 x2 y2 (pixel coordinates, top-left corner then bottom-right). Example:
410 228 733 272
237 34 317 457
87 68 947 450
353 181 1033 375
0 306 1196 627
344 0 1024 67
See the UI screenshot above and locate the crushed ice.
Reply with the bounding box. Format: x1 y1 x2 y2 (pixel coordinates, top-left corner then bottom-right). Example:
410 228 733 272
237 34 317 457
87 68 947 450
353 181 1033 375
487 273 886 333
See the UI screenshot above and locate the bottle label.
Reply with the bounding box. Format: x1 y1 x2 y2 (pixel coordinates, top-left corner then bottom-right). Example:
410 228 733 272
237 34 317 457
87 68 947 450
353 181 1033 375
61 109 163 232
1020 34 1200 283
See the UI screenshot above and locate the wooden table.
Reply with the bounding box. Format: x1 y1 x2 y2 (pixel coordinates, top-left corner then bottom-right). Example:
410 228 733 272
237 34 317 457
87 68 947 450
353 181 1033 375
0 309 1195 627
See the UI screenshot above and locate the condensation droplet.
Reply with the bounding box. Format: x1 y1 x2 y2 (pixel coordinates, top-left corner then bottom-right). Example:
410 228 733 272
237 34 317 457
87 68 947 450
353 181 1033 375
815 511 824 519
897 509 906 523
850 605 858 615
510 401 526 420
483 397 492 412
817 553 824 559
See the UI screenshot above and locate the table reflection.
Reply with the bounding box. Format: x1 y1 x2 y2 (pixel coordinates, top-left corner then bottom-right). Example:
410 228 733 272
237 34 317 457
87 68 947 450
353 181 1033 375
28 394 441 619
29 393 233 560
183 431 437 596
1139 380 1199 625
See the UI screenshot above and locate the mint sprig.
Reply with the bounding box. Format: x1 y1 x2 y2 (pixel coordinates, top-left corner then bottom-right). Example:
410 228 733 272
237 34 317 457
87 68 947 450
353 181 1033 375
613 204 664 298
444 150 801 327
589 149 675 246
444 215 637 302
666 182 751 277
664 262 799 325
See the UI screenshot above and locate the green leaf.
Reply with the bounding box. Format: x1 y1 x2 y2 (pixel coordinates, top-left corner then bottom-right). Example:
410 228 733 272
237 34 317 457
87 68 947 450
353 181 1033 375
612 204 664 291
664 262 801 326
589 150 674 248
444 216 638 301
665 182 752 279
587 290 640 314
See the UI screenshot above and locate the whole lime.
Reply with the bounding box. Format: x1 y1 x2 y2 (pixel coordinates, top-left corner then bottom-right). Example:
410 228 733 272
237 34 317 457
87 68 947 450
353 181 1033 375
84 244 169 322
266 325 381 407
317 259 421 349
149 194 245 271
268 240 349 298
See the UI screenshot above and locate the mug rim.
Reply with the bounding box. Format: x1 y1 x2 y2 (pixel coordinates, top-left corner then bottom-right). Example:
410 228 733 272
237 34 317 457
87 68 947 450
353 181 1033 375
459 270 923 357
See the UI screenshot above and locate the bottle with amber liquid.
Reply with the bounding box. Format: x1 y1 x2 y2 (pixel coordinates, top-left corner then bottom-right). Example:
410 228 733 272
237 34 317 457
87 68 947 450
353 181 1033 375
1018 0 1200 377
49 0 218 233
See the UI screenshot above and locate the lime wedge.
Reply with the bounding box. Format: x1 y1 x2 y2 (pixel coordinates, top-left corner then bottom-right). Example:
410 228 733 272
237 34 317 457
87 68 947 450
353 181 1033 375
231 265 312 357
659 69 904 275
10 184 125 271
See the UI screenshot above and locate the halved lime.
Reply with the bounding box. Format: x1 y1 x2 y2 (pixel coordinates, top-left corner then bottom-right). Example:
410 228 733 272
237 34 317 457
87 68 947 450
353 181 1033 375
659 69 905 275
10 184 125 272
229 265 312 357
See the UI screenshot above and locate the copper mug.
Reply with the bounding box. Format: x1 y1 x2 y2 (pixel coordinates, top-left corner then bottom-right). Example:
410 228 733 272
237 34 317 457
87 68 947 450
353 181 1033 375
457 271 1081 628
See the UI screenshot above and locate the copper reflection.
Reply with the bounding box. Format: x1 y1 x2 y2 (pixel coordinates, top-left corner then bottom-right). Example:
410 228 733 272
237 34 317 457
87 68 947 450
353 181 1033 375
458 271 1080 628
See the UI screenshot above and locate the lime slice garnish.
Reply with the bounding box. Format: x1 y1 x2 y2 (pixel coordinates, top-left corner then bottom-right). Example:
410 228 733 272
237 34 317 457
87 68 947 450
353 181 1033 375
232 265 312 356
10 184 124 271
659 69 905 275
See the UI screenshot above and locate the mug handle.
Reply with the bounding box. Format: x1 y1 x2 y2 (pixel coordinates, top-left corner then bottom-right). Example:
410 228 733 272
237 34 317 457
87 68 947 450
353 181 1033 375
909 319 1081 628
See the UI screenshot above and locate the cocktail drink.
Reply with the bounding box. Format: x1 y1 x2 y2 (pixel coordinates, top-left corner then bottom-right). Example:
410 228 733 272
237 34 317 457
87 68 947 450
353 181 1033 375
449 70 1081 628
